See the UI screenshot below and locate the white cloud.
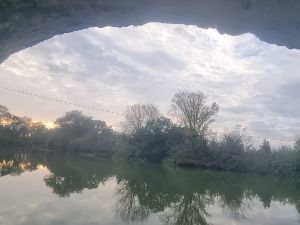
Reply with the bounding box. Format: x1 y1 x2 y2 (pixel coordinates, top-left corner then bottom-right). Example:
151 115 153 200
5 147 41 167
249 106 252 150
0 23 300 144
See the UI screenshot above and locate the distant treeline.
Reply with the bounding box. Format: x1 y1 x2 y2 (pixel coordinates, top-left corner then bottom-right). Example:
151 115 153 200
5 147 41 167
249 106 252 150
1 91 300 177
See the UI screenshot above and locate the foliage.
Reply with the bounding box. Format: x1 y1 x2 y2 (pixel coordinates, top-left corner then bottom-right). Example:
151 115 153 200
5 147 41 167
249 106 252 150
259 139 271 154
48 110 115 155
170 136 209 167
122 103 160 135
0 104 46 146
169 91 219 136
131 117 185 163
2 89 300 178
294 137 300 151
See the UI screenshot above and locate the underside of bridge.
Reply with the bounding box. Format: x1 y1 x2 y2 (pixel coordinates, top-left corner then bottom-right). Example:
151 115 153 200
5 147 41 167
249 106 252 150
1 0 300 63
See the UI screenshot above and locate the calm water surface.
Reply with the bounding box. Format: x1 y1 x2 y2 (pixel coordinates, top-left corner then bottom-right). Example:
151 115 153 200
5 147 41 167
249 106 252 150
0 150 300 225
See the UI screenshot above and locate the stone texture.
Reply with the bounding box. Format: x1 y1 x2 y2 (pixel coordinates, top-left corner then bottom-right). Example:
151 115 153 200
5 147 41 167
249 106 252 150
1 0 300 63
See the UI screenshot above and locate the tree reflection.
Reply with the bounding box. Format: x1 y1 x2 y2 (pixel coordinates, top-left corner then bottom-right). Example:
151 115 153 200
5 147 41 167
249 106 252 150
114 180 151 223
44 170 99 197
217 187 252 220
43 155 112 197
219 195 251 220
160 193 212 225
0 151 38 176
2 151 300 224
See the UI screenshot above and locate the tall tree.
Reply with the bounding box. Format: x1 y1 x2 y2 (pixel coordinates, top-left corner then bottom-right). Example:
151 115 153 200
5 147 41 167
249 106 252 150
0 104 17 126
54 111 94 137
294 136 300 151
122 103 160 135
169 91 219 136
259 139 271 154
0 104 10 119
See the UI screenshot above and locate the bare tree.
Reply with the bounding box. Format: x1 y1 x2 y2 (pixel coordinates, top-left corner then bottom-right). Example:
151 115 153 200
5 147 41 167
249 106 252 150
122 103 160 134
169 91 219 136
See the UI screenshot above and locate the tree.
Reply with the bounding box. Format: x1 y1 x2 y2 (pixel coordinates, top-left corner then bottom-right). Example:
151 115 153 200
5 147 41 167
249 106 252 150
50 110 114 153
122 103 160 135
169 91 219 137
29 121 48 145
0 104 19 130
259 139 271 154
253 139 272 175
2 115 31 139
54 110 94 137
294 136 300 151
170 136 209 168
0 104 11 123
0 104 49 146
293 137 300 175
133 117 184 162
216 128 253 172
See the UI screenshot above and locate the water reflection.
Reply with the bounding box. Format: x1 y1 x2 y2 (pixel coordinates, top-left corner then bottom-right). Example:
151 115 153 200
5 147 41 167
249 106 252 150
115 180 151 223
1 150 300 225
0 152 38 176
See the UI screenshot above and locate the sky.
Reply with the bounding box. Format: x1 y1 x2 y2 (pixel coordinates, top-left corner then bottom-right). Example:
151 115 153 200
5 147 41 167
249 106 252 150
0 23 300 146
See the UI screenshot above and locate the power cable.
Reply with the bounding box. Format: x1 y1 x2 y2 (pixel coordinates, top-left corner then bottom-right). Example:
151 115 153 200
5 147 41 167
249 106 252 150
0 86 121 115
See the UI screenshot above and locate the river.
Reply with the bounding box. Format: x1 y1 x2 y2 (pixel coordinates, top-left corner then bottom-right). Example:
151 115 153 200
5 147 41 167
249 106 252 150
0 150 300 225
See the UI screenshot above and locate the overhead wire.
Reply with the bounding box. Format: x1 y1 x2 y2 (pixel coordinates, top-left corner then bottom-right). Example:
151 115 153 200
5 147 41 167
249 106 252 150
0 85 121 115
0 85 296 143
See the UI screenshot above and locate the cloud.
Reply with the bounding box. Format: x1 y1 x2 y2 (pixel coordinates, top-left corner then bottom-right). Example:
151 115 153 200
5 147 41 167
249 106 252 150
0 23 300 144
